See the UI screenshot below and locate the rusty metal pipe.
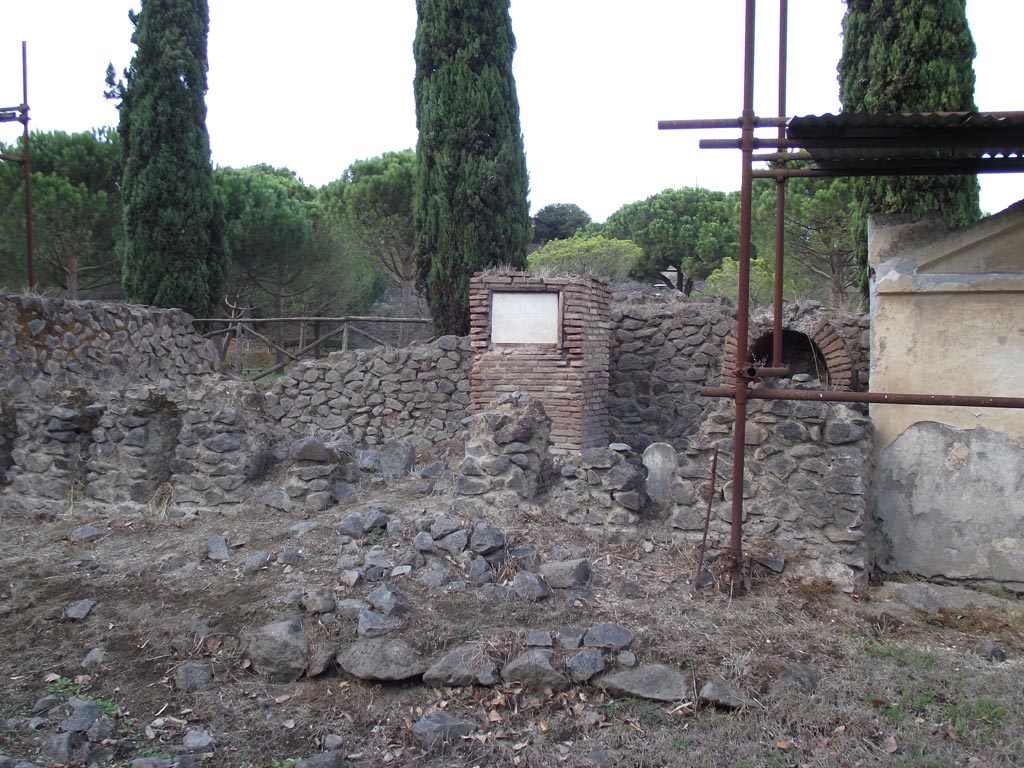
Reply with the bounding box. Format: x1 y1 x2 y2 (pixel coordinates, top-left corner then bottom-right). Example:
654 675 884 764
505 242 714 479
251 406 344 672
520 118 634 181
726 0 758 592
772 0 788 369
658 116 787 130
735 365 792 379
700 386 1024 410
21 42 33 292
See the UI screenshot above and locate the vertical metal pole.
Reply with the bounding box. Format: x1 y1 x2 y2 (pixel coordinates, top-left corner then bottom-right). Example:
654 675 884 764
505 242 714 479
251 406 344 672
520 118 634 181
729 0 757 590
772 1 788 368
21 42 35 293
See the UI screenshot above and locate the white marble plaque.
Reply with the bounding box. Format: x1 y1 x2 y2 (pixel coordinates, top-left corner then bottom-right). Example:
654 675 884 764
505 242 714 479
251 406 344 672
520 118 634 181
490 292 559 344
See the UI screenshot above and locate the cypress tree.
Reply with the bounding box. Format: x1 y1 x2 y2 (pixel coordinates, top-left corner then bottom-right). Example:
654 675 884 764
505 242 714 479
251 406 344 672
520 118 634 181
838 0 980 284
413 0 530 336
112 0 225 317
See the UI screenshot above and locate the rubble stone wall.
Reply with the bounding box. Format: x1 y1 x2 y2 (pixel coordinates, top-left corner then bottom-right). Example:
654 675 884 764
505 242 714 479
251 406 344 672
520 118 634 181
0 295 221 401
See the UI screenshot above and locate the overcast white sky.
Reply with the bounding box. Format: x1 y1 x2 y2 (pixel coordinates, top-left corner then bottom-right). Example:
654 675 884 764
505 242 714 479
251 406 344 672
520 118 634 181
2 1 1022 222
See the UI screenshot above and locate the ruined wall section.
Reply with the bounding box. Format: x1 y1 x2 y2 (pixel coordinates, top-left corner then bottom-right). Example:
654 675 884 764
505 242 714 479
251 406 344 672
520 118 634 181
264 336 474 452
0 295 221 401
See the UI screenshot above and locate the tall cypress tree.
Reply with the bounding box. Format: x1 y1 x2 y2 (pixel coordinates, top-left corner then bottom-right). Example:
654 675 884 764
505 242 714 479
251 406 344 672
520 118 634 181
110 0 225 317
413 0 530 336
838 0 980 283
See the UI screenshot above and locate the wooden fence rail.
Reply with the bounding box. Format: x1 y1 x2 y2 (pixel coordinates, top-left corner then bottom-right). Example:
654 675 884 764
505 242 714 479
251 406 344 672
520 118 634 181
192 315 433 381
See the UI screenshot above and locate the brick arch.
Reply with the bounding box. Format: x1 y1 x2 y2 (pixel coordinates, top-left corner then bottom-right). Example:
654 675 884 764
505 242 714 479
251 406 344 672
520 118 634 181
720 319 854 390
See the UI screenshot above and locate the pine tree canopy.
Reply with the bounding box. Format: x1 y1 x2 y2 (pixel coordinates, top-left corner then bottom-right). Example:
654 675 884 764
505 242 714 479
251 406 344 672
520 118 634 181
413 0 531 336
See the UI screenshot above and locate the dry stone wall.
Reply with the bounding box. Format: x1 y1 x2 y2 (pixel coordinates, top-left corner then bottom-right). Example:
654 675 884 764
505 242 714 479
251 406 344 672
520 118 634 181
264 336 473 452
0 295 220 400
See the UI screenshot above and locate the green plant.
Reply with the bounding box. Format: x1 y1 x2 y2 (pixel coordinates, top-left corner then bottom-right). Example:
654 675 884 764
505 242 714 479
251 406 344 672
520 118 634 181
863 639 936 669
454 623 479 642
945 696 1007 739
46 676 84 699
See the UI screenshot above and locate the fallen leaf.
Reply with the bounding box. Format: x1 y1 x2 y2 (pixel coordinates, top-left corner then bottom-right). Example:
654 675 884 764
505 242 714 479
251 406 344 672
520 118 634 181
513 740 530 752
487 710 503 723
274 694 293 704
775 741 790 751
881 735 899 754
44 672 61 683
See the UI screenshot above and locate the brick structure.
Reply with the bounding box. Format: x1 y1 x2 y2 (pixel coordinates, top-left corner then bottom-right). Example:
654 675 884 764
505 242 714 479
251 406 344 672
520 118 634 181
469 272 612 454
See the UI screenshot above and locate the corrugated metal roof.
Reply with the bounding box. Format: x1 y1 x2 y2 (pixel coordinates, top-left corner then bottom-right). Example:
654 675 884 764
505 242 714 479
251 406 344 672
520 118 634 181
784 112 1024 175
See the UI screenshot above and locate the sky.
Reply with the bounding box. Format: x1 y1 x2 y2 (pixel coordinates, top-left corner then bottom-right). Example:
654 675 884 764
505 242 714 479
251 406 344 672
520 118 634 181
2 1 1022 223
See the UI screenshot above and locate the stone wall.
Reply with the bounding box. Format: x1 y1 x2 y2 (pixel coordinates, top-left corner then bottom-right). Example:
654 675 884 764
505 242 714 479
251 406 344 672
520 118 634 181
0 295 221 400
608 299 733 452
264 336 474 453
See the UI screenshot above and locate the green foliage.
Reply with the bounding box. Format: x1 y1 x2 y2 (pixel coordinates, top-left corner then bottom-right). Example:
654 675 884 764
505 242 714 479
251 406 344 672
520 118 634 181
413 0 531 336
701 254 814 308
325 150 420 324
838 0 980 287
527 235 641 282
108 0 226 317
532 203 592 244
863 639 936 669
601 187 739 294
0 130 123 296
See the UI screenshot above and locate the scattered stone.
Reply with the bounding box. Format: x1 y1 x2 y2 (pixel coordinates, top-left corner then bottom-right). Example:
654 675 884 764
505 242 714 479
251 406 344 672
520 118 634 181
207 536 229 562
566 648 605 682
61 698 101 732
182 730 216 752
262 487 292 512
63 599 96 621
29 694 59 715
289 521 319 537
244 550 271 571
754 553 786 573
976 639 1008 662
339 639 426 681
423 643 501 687
294 751 348 768
599 664 689 702
357 609 406 638
246 619 309 681
538 558 591 589
699 680 749 709
501 649 569 690
81 647 106 673
617 650 638 667
365 584 411 617
276 551 303 566
435 529 469 556
411 711 477 746
42 732 85 765
776 663 819 694
379 440 415 477
72 524 103 542
583 624 634 651
338 569 363 588
391 564 412 578
175 662 214 692
302 587 336 614
511 570 550 602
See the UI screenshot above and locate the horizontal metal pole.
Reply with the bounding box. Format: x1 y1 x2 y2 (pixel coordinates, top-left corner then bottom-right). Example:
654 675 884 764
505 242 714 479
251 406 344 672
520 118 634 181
700 386 1024 409
192 315 433 325
659 116 787 130
699 137 797 150
752 151 812 163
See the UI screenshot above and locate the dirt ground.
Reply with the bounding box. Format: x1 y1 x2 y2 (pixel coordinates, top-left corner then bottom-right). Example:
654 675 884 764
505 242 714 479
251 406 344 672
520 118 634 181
1 477 1022 768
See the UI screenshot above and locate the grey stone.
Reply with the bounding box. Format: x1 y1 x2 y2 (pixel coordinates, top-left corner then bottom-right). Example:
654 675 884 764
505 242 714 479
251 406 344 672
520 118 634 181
61 698 101 732
302 587 336 614
513 571 552 602
642 442 677 506
379 440 415 476
175 662 214 692
72 524 103 542
63 599 96 620
435 529 469 556
558 627 586 649
339 638 426 681
526 630 553 647
294 750 348 768
470 522 505 554
429 517 462 539
207 536 229 562
357 609 406 638
538 558 590 589
365 584 411 617
42 732 85 765
423 643 501 687
892 583 941 616
565 648 605 682
777 663 820 694
205 433 241 453
581 448 617 469
29 694 60 714
289 521 319 537
289 436 336 463
246 619 308 680
501 649 568 690
599 664 689 701
262 487 293 512
976 639 1008 662
182 730 216 752
337 513 365 538
411 711 477 746
276 550 303 566
617 650 638 667
583 624 634 650
699 680 749 709
601 461 644 492
82 647 106 672
244 551 271 571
